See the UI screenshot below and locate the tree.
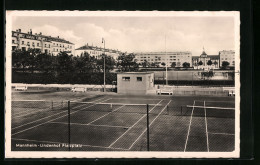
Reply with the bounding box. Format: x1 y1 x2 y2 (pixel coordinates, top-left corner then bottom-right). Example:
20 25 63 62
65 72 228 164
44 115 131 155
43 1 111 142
222 61 230 69
117 53 139 72
182 62 190 68
142 60 149 68
35 52 52 73
97 54 116 72
207 60 213 66
171 62 176 68
198 61 203 66
213 61 218 67
56 52 74 73
161 62 166 67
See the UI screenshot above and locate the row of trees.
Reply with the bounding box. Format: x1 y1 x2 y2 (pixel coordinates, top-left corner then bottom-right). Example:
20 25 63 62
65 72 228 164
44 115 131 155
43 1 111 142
12 49 140 73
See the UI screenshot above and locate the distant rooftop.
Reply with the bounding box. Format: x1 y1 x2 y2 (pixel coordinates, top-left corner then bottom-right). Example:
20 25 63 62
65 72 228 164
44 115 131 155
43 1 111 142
76 44 122 53
12 29 74 44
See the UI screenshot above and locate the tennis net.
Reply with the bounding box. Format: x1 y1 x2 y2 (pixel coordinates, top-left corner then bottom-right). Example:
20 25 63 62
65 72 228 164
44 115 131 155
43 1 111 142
167 105 235 118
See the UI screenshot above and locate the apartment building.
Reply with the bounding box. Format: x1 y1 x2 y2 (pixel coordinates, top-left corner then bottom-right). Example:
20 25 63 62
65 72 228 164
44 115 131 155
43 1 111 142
219 50 235 67
134 51 192 67
75 44 122 60
12 29 75 55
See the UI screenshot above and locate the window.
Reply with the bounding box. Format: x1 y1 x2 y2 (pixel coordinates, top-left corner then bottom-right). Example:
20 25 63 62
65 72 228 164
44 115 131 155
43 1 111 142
22 41 24 45
137 77 142 81
122 77 130 81
27 42 30 46
12 40 15 43
37 43 39 46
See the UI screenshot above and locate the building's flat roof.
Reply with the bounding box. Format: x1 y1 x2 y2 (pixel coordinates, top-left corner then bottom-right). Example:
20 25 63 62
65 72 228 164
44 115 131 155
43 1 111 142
117 72 153 75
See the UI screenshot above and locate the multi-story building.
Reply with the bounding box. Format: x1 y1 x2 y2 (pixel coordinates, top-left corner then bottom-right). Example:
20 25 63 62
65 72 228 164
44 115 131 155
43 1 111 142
219 50 235 68
134 51 192 67
192 48 220 70
12 29 75 55
75 44 122 60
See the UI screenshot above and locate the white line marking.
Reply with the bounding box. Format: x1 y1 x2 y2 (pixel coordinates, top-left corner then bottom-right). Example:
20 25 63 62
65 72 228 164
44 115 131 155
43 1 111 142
12 109 67 130
87 105 125 125
207 132 235 136
184 100 196 152
186 105 235 110
49 121 130 129
108 100 163 148
204 100 209 152
12 138 129 151
128 100 172 150
12 103 97 136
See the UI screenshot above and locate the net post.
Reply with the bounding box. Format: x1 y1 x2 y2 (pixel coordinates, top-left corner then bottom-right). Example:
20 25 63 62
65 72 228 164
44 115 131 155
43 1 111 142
68 101 71 151
146 104 150 151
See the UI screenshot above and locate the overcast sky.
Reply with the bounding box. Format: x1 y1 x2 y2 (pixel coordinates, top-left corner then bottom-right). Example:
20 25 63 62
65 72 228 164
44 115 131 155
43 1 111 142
12 16 235 56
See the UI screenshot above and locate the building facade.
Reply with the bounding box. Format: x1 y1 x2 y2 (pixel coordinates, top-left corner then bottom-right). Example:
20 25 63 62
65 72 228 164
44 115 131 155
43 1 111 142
12 29 75 55
192 48 220 70
219 50 235 68
117 72 154 94
75 44 122 60
134 51 192 67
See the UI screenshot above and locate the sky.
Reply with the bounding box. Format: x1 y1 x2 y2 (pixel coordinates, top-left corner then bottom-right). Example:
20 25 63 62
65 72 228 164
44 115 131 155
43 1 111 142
12 16 235 56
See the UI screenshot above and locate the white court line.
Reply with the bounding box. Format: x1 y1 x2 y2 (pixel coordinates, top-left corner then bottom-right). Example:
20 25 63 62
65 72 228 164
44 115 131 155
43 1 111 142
12 97 109 135
184 100 196 152
12 138 129 151
194 100 235 103
108 100 163 148
128 100 172 150
13 102 66 118
186 105 235 110
87 105 125 125
204 100 210 152
207 132 235 136
12 109 68 130
49 121 130 129
110 98 165 101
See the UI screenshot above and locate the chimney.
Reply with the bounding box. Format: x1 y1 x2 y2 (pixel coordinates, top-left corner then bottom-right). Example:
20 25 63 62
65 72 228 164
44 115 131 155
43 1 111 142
30 29 32 34
57 36 59 38
39 32 42 35
19 29 21 32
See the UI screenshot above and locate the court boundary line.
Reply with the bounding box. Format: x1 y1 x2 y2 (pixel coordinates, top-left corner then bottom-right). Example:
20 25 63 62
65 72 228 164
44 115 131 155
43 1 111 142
108 100 163 148
49 121 130 129
12 97 110 136
12 138 129 151
86 105 125 125
207 132 235 136
12 103 66 118
184 100 195 152
12 97 109 130
128 100 172 150
194 100 235 103
186 105 235 110
204 100 210 152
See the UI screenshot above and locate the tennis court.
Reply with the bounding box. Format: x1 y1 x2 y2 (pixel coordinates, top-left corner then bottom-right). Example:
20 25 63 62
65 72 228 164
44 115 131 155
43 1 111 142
11 91 235 151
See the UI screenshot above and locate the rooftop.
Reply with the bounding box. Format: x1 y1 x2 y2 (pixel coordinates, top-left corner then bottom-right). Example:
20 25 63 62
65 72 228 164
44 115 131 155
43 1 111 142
117 72 153 75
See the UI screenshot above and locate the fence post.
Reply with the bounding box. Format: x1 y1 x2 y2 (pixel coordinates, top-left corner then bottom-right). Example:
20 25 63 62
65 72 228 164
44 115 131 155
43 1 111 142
68 101 71 151
146 104 150 151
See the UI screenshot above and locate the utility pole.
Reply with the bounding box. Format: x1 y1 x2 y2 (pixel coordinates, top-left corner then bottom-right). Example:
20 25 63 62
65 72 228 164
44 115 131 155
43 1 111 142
165 35 168 85
102 38 106 92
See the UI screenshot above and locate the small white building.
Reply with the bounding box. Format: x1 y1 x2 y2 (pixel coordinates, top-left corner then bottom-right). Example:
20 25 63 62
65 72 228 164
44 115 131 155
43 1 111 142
117 72 154 95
